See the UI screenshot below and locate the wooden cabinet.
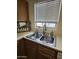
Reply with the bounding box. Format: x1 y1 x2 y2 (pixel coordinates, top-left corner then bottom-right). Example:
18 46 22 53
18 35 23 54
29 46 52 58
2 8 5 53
37 51 53 59
24 40 37 59
17 38 25 46
37 45 57 59
17 38 26 56
24 46 37 59
17 38 27 59
17 0 29 21
17 38 57 59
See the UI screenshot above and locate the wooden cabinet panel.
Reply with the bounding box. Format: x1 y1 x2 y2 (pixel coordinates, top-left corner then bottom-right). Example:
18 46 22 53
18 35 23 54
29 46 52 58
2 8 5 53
24 39 37 59
17 46 26 56
17 39 24 46
37 45 57 59
17 0 29 21
17 38 57 59
17 38 26 46
24 39 37 48
37 51 53 59
24 46 37 59
38 45 57 56
17 38 26 56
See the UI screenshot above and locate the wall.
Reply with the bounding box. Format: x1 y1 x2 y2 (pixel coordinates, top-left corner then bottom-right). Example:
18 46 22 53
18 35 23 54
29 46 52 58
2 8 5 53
54 7 62 38
27 0 35 31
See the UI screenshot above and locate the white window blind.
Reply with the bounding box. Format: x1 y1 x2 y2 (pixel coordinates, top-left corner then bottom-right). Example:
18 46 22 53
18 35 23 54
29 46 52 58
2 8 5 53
34 0 61 23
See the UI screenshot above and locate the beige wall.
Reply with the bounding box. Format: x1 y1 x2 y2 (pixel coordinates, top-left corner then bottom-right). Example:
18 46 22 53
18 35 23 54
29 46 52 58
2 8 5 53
27 0 35 31
54 8 62 38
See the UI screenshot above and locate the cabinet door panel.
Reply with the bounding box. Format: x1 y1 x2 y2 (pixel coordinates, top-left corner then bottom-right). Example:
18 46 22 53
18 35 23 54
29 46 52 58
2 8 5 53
37 51 53 59
17 46 26 56
17 0 29 21
25 46 36 59
38 45 57 56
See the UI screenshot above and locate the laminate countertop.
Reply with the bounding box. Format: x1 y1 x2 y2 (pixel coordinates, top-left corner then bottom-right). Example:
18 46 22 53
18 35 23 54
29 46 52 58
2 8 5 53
17 32 62 52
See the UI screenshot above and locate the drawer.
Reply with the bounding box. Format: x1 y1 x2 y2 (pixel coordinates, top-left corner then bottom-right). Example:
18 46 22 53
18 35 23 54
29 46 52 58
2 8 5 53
38 45 57 56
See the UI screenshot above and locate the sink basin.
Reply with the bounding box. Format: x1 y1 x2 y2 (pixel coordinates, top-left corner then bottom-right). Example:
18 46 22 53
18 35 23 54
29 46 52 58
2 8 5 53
26 32 43 40
40 36 54 43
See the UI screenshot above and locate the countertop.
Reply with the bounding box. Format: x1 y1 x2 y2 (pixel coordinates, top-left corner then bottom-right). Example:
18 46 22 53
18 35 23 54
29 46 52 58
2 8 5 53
17 32 62 52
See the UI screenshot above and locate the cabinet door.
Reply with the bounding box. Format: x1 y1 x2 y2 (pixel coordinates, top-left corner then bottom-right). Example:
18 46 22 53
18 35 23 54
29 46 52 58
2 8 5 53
17 46 26 56
17 38 26 56
24 46 37 59
17 0 29 21
37 45 57 59
24 40 37 59
37 51 54 59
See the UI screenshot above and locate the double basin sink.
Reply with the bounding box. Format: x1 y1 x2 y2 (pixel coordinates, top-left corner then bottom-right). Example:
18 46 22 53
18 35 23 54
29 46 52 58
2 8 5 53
26 32 54 44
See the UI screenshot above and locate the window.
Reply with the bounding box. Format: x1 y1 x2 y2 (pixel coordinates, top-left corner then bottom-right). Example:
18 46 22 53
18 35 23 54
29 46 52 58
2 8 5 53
46 23 56 28
35 22 56 28
34 0 61 29
36 23 44 27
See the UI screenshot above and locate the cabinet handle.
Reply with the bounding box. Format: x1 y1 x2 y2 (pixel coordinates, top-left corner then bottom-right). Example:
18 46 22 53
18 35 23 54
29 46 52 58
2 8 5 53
17 56 27 58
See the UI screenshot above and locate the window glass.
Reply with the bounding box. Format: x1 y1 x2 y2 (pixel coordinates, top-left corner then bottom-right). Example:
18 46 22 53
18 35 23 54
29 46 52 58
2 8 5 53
46 23 56 28
36 22 56 28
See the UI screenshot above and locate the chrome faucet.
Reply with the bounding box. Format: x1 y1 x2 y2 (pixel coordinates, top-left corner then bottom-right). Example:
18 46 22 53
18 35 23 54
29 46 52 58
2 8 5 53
43 23 47 35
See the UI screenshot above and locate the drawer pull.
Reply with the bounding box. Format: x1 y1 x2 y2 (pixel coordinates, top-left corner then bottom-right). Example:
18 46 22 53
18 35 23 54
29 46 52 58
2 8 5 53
17 56 27 58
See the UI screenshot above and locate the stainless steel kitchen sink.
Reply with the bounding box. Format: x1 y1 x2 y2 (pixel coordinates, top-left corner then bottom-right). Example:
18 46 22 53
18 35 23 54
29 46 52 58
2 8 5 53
26 32 55 44
26 32 43 40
